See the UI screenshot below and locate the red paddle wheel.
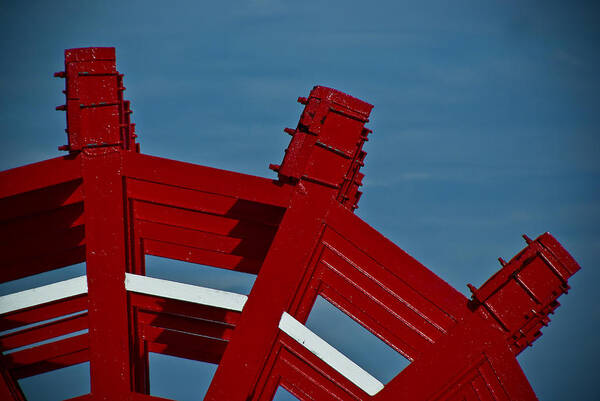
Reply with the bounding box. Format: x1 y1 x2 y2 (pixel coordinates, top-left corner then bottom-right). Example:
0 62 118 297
0 47 580 401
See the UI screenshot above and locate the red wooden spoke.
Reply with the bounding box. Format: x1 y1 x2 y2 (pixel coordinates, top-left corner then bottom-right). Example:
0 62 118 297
82 149 131 399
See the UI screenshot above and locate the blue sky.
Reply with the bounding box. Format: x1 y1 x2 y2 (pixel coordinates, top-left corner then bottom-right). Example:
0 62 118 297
0 1 598 400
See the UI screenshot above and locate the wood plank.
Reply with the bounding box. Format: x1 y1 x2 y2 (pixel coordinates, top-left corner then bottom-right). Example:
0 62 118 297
127 179 285 227
0 156 81 200
144 240 262 274
0 179 83 222
123 152 291 208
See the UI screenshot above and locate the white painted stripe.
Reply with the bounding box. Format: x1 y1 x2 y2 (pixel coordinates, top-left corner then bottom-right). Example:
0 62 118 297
278 312 384 396
0 276 88 315
124 273 247 312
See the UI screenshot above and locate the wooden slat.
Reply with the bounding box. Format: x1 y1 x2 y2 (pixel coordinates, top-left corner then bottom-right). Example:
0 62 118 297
0 313 88 351
6 333 89 379
317 277 421 360
320 244 449 347
11 348 89 380
142 325 226 364
0 295 88 332
1 225 85 266
0 179 83 222
129 292 241 326
123 152 291 208
138 220 272 260
277 334 366 401
0 245 86 284
0 156 81 200
133 200 277 239
127 178 286 227
138 310 235 341
0 202 84 243
326 205 467 324
144 240 262 274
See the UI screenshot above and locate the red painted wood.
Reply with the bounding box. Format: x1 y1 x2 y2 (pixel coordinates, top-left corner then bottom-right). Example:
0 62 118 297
143 239 263 274
0 202 84 243
137 310 235 341
276 332 368 400
0 358 26 401
128 293 242 326
0 156 81 199
133 200 278 242
63 394 175 401
255 344 358 401
0 246 86 284
0 313 88 351
0 47 581 401
123 153 291 209
0 296 88 333
142 325 226 365
326 203 468 321
138 220 273 261
126 178 285 227
129 310 149 395
129 393 175 401
0 179 82 222
62 391 177 401
1 225 85 269
11 348 89 381
6 333 89 379
82 148 132 399
204 183 338 401
62 395 93 401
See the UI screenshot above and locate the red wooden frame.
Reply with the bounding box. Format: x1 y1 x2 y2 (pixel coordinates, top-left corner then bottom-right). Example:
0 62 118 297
0 47 580 401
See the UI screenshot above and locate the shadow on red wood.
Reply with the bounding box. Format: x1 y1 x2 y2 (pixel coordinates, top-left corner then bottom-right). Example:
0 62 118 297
0 47 581 401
